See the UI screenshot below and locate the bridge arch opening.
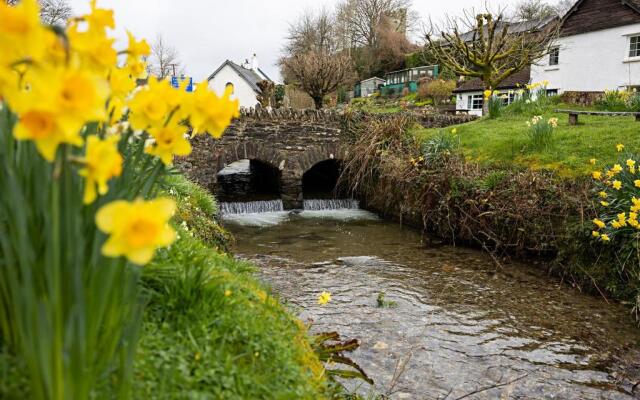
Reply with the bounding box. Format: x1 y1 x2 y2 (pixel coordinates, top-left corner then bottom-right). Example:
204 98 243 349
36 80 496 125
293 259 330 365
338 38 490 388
302 159 343 199
216 159 281 202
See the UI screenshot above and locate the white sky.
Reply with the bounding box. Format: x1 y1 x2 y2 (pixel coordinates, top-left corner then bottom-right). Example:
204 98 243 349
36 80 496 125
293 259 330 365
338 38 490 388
68 0 517 82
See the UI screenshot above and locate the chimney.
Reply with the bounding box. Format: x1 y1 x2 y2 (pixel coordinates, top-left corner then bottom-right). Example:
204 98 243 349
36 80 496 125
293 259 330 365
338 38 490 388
251 53 259 72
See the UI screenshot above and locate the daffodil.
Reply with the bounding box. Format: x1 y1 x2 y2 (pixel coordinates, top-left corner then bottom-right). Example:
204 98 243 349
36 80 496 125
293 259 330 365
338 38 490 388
613 180 622 190
600 234 610 242
589 158 596 165
617 144 625 152
79 135 123 204
96 198 177 265
635 180 640 188
144 119 192 165
451 128 457 135
185 83 239 138
612 164 623 174
592 231 600 238
128 77 180 131
317 291 331 305
599 191 608 198
601 201 609 207
592 171 602 180
0 0 48 66
593 218 606 229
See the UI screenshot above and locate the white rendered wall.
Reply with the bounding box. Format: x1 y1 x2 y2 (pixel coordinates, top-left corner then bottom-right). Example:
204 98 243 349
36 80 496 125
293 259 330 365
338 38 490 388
455 91 484 117
208 64 259 109
531 23 640 93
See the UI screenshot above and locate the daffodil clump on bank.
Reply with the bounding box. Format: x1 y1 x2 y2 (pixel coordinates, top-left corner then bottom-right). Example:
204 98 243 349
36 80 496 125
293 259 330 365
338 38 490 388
0 1 324 399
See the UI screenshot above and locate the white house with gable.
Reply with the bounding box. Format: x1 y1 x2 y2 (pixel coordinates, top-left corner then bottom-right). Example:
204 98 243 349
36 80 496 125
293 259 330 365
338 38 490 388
531 0 640 95
207 54 272 109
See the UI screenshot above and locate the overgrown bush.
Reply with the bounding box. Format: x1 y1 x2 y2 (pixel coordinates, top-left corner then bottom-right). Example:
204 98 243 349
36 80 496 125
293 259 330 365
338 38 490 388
486 92 504 119
418 79 456 105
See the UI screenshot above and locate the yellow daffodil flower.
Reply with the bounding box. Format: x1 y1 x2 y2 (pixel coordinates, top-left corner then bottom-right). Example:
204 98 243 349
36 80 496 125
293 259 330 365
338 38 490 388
593 218 606 229
617 144 625 152
589 158 597 165
627 159 636 168
317 291 331 305
600 234 610 242
613 180 622 190
612 164 623 174
592 231 600 238
0 0 48 66
612 221 622 229
79 135 123 204
128 77 180 131
592 171 602 180
96 198 177 265
599 191 608 198
144 119 192 165
601 201 609 207
451 128 457 135
184 83 239 138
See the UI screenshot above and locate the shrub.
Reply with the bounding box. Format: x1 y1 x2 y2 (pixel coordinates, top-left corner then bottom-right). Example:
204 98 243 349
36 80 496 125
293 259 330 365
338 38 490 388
418 79 456 105
401 87 410 97
596 90 631 111
590 147 640 318
486 93 504 119
526 115 558 149
627 92 640 112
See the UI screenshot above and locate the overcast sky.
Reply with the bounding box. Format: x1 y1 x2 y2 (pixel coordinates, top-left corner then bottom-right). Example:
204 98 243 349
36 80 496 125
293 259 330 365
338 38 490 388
68 0 516 82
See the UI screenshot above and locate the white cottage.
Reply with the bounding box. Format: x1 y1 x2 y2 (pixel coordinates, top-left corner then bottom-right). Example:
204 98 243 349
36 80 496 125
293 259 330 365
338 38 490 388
453 67 531 116
207 54 272 109
531 0 640 96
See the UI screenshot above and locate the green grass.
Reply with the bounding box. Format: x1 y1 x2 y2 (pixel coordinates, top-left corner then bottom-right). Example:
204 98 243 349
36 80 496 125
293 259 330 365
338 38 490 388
413 105 640 177
0 176 328 399
131 176 327 399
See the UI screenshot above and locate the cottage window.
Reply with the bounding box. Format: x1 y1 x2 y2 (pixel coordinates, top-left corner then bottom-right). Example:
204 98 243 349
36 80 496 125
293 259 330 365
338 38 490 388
468 94 484 110
225 82 234 94
501 92 516 106
629 35 640 58
549 47 559 66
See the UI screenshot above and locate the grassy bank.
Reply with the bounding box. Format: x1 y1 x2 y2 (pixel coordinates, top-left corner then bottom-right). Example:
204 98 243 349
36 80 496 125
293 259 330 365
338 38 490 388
341 111 640 320
0 175 329 399
414 106 640 177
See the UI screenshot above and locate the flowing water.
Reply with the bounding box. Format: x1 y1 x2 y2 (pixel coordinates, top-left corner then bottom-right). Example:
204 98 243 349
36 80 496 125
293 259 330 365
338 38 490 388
223 206 640 399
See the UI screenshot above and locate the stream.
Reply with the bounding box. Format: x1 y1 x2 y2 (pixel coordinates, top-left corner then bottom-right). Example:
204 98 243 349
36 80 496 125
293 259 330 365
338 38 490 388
223 204 640 399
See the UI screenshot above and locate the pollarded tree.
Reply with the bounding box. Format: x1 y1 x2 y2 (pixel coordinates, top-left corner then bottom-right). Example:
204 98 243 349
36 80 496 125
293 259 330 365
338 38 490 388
425 10 559 112
280 9 355 109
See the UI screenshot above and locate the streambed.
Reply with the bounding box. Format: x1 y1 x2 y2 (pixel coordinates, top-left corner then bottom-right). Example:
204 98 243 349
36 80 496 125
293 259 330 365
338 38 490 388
223 205 640 399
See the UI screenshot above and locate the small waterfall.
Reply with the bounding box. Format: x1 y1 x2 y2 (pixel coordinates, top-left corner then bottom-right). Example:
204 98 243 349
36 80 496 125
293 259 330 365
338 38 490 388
220 200 284 215
303 199 360 211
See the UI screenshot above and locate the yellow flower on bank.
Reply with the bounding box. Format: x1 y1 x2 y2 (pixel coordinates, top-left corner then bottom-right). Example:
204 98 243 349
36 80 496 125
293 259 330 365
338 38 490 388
592 231 600 237
617 144 625 152
186 83 239 138
612 164 623 174
599 191 608 198
125 30 150 62
601 201 609 207
144 119 192 165
600 234 610 242
96 198 176 265
627 159 636 169
224 289 232 297
451 128 458 135
635 180 640 188
613 180 622 190
317 291 331 305
592 171 602 180
612 221 622 229
79 135 123 204
589 158 597 165
593 218 606 229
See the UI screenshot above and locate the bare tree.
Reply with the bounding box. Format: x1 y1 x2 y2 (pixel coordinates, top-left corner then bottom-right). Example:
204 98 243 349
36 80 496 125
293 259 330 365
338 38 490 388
426 9 559 113
39 0 71 26
513 0 557 21
5 0 72 26
148 34 181 79
281 9 355 109
555 0 575 15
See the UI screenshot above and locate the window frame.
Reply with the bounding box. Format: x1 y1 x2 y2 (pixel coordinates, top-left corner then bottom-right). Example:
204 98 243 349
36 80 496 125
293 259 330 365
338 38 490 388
468 94 484 110
549 47 560 66
629 35 640 58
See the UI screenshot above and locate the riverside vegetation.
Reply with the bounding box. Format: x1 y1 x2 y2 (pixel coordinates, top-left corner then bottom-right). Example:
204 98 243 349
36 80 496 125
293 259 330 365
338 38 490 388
0 1 370 398
342 87 640 320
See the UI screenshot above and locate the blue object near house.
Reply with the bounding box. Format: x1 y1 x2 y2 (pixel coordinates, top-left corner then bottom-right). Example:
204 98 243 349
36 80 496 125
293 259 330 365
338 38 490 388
171 75 194 92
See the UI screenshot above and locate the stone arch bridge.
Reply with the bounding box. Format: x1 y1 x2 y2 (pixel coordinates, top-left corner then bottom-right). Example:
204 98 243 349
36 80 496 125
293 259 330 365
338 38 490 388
178 108 475 209
178 108 346 209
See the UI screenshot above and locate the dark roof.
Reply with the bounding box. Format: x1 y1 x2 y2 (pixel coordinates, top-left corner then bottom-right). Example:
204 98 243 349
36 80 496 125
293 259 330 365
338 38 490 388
559 0 640 36
453 67 531 93
206 60 272 93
